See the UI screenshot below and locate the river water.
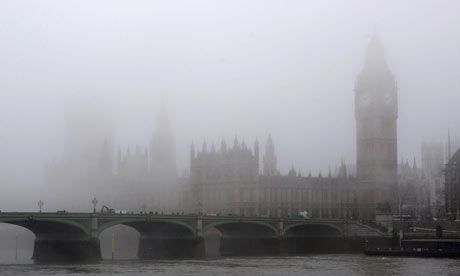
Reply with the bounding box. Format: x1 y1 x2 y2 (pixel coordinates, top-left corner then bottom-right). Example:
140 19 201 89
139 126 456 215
0 255 459 276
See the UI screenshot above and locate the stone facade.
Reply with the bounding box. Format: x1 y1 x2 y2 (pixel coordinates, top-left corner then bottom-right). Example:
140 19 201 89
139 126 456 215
186 135 361 219
188 138 260 215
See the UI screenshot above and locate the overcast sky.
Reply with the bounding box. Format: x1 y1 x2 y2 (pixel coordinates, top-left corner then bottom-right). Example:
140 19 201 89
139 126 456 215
1 0 459 208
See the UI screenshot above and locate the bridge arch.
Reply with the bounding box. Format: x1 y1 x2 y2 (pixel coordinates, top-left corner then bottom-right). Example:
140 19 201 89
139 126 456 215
97 218 196 239
0 218 89 239
0 222 35 260
284 223 343 237
98 223 140 260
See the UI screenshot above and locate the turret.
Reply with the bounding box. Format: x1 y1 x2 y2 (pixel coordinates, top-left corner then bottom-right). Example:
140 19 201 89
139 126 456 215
190 142 196 161
211 143 216 153
254 138 259 167
288 162 297 177
233 136 240 151
338 159 348 178
220 138 227 153
263 134 278 176
202 140 207 153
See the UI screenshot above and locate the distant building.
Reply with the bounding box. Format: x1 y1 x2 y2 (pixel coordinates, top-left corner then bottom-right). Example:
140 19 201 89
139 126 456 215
114 101 179 211
421 141 445 217
398 158 430 219
44 103 115 209
445 149 460 220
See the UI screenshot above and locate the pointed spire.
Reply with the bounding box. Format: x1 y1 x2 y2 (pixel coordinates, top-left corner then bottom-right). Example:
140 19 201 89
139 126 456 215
338 158 348 178
363 32 388 72
150 95 177 179
117 147 122 161
190 141 196 159
242 140 247 150
254 137 259 164
202 140 207 153
288 162 296 177
220 138 227 153
233 135 240 150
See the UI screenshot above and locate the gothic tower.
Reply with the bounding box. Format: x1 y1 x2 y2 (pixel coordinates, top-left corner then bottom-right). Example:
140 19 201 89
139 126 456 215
355 34 398 219
263 134 278 176
150 99 177 182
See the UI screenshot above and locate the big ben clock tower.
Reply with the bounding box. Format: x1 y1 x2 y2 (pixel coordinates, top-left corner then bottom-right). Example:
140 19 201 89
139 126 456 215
355 34 398 220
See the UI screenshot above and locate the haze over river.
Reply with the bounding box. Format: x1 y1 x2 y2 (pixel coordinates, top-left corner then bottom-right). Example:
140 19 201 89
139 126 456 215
0 255 459 276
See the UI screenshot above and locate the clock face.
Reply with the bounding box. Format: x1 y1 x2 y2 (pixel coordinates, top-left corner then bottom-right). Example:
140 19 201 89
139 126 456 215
359 94 370 107
383 94 393 105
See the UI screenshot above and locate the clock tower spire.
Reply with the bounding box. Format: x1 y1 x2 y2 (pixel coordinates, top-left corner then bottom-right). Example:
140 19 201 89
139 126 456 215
355 34 398 220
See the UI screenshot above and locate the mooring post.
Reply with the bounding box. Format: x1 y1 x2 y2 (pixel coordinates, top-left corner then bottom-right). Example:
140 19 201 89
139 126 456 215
15 235 18 262
278 219 284 239
278 219 288 255
111 232 115 261
195 216 206 257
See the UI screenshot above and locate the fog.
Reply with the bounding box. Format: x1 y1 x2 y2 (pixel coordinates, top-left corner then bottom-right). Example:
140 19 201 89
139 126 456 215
1 0 459 211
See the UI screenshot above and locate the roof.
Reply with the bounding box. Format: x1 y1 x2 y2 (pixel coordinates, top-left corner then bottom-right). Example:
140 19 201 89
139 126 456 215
448 149 460 165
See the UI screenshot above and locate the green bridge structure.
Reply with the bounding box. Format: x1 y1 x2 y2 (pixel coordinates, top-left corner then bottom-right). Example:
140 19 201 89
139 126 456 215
0 212 388 263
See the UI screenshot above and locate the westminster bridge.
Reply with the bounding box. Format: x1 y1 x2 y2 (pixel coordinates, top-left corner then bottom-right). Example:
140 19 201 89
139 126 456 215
0 212 388 262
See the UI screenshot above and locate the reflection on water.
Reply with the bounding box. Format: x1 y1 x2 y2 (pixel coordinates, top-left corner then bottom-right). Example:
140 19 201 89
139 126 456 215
0 255 459 276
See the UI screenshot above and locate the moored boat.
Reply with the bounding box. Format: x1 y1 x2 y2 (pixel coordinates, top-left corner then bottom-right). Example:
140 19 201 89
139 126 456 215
364 239 460 258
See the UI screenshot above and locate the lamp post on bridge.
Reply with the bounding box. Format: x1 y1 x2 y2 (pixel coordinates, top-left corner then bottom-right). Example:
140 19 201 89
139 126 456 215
38 200 44 213
92 197 98 213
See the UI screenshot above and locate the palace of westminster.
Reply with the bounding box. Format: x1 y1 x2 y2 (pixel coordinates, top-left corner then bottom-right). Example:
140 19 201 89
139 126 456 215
46 35 460 221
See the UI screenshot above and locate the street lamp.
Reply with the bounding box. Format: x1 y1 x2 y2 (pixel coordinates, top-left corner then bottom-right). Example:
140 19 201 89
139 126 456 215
38 200 44 213
92 197 98 213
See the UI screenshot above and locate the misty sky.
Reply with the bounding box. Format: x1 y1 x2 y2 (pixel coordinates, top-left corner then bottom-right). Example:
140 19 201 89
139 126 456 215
1 1 460 208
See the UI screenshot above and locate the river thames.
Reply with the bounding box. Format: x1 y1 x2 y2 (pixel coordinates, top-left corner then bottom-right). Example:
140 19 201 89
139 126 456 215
0 255 459 276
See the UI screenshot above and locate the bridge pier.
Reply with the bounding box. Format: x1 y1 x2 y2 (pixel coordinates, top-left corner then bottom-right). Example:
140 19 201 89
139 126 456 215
32 238 101 263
